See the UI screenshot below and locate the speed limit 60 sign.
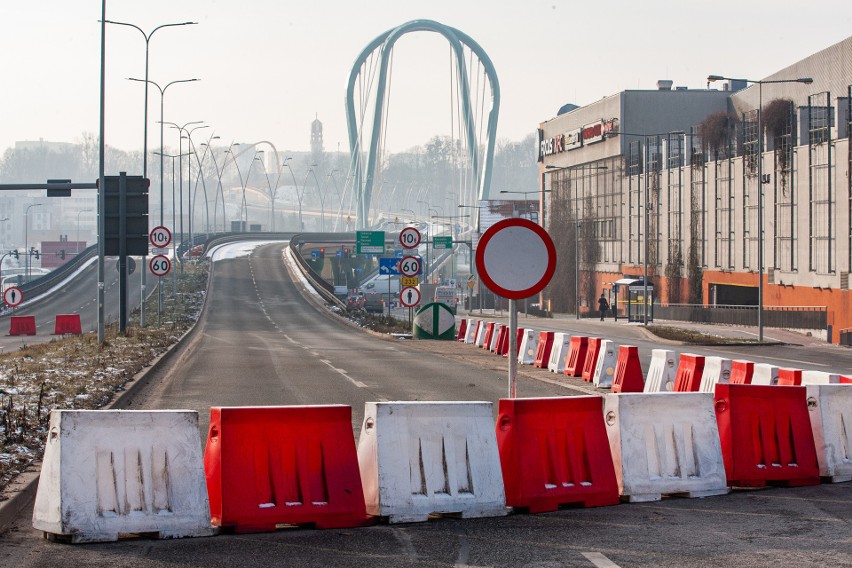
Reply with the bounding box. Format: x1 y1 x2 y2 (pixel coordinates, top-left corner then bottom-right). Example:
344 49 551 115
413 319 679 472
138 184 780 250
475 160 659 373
149 254 171 277
150 226 172 248
399 255 421 277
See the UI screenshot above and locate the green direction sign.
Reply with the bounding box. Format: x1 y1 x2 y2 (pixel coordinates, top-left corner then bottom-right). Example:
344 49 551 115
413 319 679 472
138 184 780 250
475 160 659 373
357 230 385 254
433 236 453 250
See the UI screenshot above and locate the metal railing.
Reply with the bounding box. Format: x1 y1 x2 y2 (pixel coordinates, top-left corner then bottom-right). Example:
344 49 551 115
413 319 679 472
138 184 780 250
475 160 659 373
654 303 827 330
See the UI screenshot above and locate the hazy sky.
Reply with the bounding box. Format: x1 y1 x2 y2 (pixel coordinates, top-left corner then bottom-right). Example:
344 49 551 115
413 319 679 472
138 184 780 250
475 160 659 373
2 1 850 158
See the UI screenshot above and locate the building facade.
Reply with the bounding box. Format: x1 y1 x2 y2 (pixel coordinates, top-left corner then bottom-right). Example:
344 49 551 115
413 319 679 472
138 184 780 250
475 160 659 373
538 36 852 343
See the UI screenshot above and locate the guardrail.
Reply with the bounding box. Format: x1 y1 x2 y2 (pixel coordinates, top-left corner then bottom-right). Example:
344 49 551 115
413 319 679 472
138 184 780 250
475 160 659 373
654 303 828 330
17 244 99 300
287 235 346 309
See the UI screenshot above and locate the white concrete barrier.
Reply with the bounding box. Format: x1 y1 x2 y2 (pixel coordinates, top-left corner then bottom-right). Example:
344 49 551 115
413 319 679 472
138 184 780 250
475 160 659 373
699 356 733 393
801 370 841 385
357 401 507 523
32 410 214 543
752 363 779 385
806 384 852 482
464 319 479 344
643 349 676 393
604 393 728 502
474 321 489 347
517 329 539 365
593 340 618 388
488 324 503 352
547 333 572 373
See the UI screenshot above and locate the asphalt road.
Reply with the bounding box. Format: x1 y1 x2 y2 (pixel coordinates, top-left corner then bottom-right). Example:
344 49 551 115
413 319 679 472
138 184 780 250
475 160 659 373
0 257 148 351
1 241 851 567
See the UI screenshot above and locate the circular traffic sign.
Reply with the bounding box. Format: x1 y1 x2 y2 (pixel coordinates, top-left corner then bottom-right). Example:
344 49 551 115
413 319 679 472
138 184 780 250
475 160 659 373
475 217 556 300
149 254 171 277
399 255 421 277
149 226 172 248
399 286 421 307
3 286 23 307
399 227 422 249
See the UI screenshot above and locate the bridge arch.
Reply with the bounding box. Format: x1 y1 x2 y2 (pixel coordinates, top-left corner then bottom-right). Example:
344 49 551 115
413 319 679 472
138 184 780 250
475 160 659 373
345 20 500 229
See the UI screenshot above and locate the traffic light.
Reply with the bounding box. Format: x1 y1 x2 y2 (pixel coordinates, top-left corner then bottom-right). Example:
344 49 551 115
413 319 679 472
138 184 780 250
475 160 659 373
319 247 325 258
343 248 349 254
12 250 18 260
32 248 39 260
59 250 66 260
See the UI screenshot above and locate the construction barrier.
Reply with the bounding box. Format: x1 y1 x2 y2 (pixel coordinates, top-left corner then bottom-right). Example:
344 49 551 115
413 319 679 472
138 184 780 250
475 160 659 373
729 360 755 384
9 315 36 336
751 363 779 386
357 401 507 524
699 356 732 393
492 324 508 354
801 371 841 385
481 322 496 351
33 410 214 543
54 314 82 335
806 384 852 482
604 393 728 502
518 329 539 365
674 353 705 392
643 349 676 393
474 320 488 347
463 319 480 344
205 405 370 532
489 324 504 352
582 338 602 382
547 333 572 373
532 331 555 368
611 345 644 393
592 340 617 388
563 336 588 378
776 368 803 386
496 397 619 512
456 319 468 342
714 384 820 487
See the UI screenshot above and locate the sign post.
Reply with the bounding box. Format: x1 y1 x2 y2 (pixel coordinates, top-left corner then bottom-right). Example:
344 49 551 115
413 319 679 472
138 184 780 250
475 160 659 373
475 218 556 398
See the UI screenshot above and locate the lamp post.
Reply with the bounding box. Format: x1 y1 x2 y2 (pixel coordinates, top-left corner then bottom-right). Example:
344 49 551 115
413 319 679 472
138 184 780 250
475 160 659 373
24 203 43 283
76 209 92 255
707 74 813 342
182 124 209 254
126 78 199 228
195 135 221 237
154 150 190 296
164 121 206 268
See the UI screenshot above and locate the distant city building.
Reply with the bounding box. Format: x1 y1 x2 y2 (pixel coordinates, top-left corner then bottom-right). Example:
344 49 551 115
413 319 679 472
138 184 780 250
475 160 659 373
538 35 852 343
311 115 324 163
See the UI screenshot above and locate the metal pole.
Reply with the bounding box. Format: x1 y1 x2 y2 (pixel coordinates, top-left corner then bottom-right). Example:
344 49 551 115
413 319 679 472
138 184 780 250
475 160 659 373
757 81 764 342
643 137 649 326
98 1 106 344
508 298 518 398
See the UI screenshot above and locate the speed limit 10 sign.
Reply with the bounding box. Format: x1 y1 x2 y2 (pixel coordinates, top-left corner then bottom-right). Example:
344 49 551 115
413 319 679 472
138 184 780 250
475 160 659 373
398 255 421 277
399 227 421 249
149 254 171 277
149 226 172 248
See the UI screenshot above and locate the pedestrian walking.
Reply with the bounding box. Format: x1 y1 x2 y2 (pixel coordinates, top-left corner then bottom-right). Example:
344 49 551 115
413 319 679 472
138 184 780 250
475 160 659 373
598 293 610 321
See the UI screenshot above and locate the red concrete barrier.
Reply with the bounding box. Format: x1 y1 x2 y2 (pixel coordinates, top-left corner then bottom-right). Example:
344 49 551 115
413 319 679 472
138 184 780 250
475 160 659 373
533 332 555 368
496 397 619 512
481 322 496 350
776 368 802 386
714 384 820 488
581 338 602 382
204 405 371 532
674 353 705 392
612 345 644 393
563 336 588 377
730 360 755 384
9 315 36 336
456 318 467 342
54 314 82 335
492 325 508 354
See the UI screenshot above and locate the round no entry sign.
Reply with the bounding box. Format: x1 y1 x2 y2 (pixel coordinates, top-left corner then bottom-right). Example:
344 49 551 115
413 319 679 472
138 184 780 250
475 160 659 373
475 218 556 300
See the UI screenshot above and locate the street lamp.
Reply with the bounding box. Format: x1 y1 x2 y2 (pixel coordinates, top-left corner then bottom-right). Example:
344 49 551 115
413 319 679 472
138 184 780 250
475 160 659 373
195 135 221 237
76 209 92 255
707 74 813 342
126 77 199 228
163 120 206 266
24 203 43 283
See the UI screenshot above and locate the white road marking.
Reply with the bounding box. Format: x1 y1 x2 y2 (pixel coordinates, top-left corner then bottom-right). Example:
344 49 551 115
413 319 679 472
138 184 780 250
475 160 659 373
318 359 367 388
716 350 830 368
582 552 622 568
